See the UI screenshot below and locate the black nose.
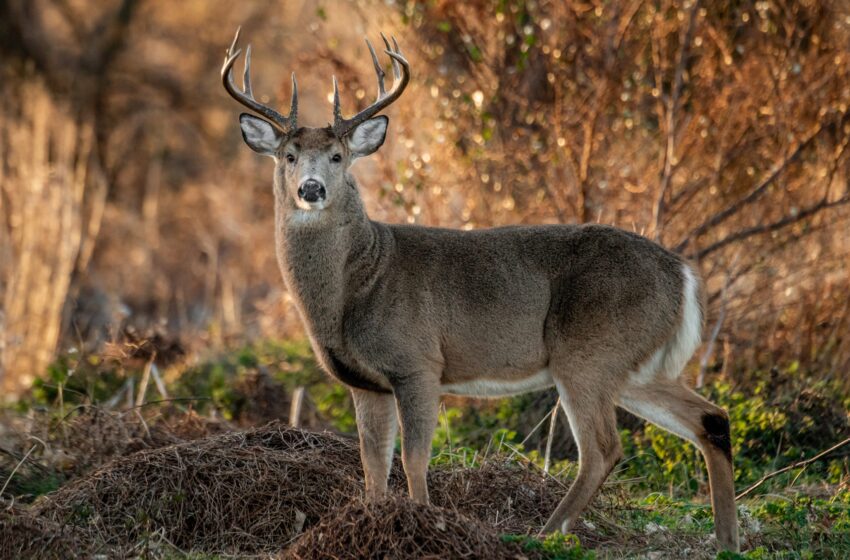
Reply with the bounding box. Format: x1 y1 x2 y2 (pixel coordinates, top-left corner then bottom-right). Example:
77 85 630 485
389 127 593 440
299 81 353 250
297 180 326 203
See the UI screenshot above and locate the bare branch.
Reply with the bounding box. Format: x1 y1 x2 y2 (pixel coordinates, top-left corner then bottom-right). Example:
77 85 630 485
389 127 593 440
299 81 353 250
675 111 849 253
653 0 701 240
691 194 850 260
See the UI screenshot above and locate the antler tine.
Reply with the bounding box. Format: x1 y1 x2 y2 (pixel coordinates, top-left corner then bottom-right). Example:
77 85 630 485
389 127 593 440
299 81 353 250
366 39 387 98
332 33 411 137
289 73 298 127
389 36 403 81
220 27 297 131
243 45 254 97
332 76 342 125
379 33 401 82
228 26 241 59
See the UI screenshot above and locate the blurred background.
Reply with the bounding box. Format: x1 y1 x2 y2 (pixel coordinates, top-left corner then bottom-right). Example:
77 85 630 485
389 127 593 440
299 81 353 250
1 0 849 406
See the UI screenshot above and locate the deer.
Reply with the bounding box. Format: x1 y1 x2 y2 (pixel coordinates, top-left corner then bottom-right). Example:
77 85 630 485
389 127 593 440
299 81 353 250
220 28 740 552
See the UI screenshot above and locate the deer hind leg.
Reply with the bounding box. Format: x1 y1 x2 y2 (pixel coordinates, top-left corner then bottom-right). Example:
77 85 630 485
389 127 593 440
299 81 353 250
619 381 740 552
351 388 398 500
540 377 623 535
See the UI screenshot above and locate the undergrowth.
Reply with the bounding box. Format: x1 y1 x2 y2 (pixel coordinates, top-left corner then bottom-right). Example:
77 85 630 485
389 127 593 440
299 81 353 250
3 340 848 558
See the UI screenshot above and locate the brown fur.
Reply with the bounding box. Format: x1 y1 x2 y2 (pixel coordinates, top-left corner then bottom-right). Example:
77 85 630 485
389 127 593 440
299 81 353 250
234 124 739 552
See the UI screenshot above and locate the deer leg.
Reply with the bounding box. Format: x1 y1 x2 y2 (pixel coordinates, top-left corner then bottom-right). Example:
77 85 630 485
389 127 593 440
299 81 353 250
351 388 398 500
394 377 440 504
619 381 740 552
540 379 623 535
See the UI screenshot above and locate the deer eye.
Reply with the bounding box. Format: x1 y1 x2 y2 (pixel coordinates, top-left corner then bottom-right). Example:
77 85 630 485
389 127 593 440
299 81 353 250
285 154 296 164
331 153 342 163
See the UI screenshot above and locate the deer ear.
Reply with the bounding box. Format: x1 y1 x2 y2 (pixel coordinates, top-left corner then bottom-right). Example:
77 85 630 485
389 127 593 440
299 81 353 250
239 113 283 156
346 116 388 159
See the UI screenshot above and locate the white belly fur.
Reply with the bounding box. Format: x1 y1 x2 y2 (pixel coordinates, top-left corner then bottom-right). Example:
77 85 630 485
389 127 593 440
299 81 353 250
441 369 554 397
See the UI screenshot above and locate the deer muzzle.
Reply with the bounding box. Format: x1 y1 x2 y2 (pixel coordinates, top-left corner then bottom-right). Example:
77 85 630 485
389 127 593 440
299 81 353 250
297 179 327 204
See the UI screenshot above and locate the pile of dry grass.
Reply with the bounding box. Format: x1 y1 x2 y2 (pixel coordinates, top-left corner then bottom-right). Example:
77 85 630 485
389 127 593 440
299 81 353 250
0 507 100 559
429 458 566 534
34 422 375 555
28 422 585 556
285 495 534 560
57 406 228 476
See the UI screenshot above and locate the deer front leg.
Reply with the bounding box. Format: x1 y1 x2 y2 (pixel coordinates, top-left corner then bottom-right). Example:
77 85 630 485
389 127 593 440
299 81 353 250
351 388 398 500
394 377 441 504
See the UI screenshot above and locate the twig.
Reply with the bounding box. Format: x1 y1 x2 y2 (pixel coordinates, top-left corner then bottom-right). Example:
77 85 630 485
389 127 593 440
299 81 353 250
134 408 151 439
289 386 305 428
736 435 850 500
150 363 169 399
501 442 569 489
0 442 41 497
517 403 557 449
135 354 155 407
692 194 850 260
543 398 561 473
126 396 211 410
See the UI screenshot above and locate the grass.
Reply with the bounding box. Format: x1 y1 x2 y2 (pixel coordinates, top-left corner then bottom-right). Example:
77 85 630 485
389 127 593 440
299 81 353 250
502 533 595 559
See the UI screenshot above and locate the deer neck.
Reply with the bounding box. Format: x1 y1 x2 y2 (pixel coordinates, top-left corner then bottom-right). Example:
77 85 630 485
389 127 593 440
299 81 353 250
273 178 385 349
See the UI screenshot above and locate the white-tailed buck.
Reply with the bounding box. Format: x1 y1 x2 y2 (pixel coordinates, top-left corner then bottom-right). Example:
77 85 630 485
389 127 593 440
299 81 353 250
221 29 739 552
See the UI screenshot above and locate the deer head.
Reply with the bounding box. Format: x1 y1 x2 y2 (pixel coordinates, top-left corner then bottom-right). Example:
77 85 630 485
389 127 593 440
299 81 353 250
221 28 410 213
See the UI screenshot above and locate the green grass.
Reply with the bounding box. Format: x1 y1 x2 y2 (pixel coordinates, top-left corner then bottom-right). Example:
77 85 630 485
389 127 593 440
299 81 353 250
500 490 850 559
502 532 595 559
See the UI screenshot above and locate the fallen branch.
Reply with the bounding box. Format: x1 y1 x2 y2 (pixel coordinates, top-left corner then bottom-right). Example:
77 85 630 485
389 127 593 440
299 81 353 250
736 435 850 500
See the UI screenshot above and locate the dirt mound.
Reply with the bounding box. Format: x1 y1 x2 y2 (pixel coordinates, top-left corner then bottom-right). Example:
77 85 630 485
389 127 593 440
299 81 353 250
34 422 374 555
0 507 100 559
285 495 533 560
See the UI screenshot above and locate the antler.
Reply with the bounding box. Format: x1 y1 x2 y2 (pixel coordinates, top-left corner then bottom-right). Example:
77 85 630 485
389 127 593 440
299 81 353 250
221 27 298 132
332 33 410 137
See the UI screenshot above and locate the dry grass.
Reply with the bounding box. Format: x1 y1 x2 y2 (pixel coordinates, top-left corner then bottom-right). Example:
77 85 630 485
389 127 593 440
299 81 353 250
21 421 595 556
428 457 566 535
52 406 228 477
35 423 371 554
285 495 535 560
0 506 101 559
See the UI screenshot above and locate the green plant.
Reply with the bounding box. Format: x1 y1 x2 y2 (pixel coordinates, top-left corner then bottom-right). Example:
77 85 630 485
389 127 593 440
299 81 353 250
501 532 595 559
